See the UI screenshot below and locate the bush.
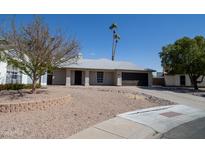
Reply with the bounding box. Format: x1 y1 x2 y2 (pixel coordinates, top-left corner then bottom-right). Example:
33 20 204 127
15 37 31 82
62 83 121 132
0 84 41 91
22 84 41 89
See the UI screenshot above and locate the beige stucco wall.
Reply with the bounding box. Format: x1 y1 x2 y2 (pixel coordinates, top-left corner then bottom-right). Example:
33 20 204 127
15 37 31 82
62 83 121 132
148 72 153 86
164 75 177 86
65 69 71 86
165 74 205 87
84 70 89 86
114 71 122 86
53 68 152 87
71 70 75 85
52 69 66 85
89 71 114 85
182 75 205 86
82 71 85 85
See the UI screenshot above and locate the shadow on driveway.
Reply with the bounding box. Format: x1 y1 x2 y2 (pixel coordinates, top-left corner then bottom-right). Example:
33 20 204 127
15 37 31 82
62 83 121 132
161 117 205 139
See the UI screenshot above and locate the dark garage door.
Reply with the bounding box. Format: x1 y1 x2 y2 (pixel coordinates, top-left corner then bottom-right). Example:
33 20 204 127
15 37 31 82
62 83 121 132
122 72 148 86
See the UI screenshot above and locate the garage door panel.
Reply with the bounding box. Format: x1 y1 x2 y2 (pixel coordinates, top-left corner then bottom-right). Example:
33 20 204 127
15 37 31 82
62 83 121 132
122 72 148 86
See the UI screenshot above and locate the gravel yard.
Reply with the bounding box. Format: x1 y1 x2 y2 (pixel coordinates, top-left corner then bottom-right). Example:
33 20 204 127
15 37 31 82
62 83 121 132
0 86 174 138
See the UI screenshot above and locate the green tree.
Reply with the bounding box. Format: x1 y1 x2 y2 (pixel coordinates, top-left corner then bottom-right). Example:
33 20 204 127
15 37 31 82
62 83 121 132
0 16 80 93
160 36 205 90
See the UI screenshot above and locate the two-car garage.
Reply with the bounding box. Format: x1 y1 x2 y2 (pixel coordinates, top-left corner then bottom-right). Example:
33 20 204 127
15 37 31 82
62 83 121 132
122 72 149 86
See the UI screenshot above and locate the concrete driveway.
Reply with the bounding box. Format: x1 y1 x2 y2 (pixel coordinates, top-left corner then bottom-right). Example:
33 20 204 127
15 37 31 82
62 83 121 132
133 87 205 110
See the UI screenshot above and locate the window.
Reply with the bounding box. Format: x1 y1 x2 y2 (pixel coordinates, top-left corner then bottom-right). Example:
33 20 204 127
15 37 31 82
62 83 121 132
6 65 22 84
97 72 104 83
6 71 22 84
11 72 18 79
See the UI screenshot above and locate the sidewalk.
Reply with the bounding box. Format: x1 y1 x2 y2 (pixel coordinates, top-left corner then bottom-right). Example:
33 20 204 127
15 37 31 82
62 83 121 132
69 104 205 139
69 117 158 139
119 105 205 133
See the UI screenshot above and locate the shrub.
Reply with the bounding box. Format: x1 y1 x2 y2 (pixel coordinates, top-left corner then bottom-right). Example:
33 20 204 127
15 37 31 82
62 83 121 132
0 84 41 91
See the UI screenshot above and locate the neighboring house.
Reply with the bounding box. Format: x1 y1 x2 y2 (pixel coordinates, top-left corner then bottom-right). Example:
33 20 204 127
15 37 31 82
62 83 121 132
49 58 155 86
0 61 47 85
164 74 205 87
156 72 163 78
152 72 165 86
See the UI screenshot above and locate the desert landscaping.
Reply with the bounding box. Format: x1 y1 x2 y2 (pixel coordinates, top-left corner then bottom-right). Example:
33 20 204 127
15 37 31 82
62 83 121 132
0 86 174 138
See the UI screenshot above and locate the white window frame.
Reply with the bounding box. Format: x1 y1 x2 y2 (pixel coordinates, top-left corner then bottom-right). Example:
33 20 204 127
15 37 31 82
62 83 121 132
6 65 22 84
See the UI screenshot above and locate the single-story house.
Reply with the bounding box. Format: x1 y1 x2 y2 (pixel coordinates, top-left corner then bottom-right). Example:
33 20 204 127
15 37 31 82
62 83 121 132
164 74 205 87
49 58 155 86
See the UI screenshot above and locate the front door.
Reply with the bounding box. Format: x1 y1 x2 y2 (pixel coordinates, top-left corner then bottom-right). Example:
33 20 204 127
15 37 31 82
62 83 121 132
180 75 186 86
47 74 53 85
75 71 82 85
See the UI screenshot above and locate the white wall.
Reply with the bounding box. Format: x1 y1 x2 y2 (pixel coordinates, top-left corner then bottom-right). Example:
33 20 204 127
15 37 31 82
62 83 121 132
0 62 7 84
0 61 48 85
41 72 47 86
164 75 177 86
21 73 28 84
115 71 122 86
165 74 205 87
184 75 205 87
22 73 47 86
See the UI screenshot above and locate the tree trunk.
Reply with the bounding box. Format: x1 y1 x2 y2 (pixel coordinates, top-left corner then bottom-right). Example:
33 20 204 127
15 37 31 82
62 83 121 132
193 80 198 90
111 32 115 61
113 41 118 61
31 79 37 94
189 75 199 91
39 76 41 86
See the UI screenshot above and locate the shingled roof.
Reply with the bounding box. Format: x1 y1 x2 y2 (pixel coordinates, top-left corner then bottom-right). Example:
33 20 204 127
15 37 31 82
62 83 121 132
60 58 155 72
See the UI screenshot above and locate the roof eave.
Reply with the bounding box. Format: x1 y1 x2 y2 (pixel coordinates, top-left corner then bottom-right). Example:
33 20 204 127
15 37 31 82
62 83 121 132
59 66 155 72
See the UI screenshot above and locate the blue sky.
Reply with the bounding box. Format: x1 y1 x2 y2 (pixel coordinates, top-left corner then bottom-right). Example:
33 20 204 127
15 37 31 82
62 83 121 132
1 14 205 72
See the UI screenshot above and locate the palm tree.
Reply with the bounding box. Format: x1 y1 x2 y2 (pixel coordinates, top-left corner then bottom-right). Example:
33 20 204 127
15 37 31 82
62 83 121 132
109 23 120 61
109 23 118 31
